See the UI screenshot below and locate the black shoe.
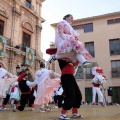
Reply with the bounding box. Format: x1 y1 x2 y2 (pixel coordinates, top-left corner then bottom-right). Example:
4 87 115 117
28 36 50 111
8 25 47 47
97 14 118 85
48 55 56 63
82 61 92 68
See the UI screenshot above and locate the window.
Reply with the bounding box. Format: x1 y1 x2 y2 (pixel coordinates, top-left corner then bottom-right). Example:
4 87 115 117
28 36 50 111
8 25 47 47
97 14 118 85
78 25 84 29
0 20 4 35
109 39 120 55
115 18 120 23
72 26 77 30
84 23 93 33
25 0 33 10
85 42 95 57
111 60 120 78
22 32 31 52
107 19 114 24
75 66 84 79
86 68 92 79
107 18 120 24
72 25 84 30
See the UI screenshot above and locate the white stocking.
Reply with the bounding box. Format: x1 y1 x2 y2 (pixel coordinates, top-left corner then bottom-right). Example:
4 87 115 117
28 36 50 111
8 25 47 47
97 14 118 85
11 99 15 105
76 54 86 64
45 103 48 107
39 104 44 108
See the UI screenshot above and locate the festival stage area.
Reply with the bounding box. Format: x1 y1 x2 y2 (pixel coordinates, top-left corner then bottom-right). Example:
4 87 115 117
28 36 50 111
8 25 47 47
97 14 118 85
0 105 120 120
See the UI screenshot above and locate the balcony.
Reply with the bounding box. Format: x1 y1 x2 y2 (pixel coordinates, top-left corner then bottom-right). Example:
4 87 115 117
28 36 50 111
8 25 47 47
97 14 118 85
14 44 36 56
86 74 93 79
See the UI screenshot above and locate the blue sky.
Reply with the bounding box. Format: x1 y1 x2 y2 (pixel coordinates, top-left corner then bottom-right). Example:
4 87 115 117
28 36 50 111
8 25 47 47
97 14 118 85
41 0 120 60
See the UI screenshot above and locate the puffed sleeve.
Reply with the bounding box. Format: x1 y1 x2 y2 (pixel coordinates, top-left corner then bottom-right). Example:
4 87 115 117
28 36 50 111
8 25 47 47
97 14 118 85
57 21 65 29
35 70 42 79
6 72 13 78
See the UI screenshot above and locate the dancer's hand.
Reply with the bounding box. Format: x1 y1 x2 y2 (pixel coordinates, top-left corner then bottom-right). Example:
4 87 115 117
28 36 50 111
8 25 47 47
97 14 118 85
49 73 55 79
60 33 67 40
62 58 72 62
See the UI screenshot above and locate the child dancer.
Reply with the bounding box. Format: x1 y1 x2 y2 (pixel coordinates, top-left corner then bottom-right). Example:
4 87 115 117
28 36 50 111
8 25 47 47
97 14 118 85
47 14 92 68
10 82 20 111
91 63 106 106
53 83 63 109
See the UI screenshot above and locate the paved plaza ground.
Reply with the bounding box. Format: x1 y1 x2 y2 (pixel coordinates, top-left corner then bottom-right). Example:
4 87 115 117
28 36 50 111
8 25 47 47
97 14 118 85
0 104 120 120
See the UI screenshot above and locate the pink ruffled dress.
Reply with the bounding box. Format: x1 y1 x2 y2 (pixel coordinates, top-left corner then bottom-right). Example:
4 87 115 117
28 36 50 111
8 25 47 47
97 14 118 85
55 20 92 63
34 68 60 106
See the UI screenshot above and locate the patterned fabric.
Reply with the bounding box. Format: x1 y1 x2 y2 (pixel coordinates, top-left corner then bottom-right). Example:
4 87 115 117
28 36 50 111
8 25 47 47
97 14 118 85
55 20 92 62
0 35 6 58
25 47 35 66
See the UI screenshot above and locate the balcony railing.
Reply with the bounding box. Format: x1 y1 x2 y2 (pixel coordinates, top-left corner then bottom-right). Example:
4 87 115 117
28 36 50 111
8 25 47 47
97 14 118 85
86 74 93 79
14 44 36 56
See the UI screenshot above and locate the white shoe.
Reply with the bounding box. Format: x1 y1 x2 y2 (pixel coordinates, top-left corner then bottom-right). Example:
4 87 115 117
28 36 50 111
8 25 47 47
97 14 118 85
59 114 70 120
45 106 52 111
31 108 35 111
71 114 84 119
0 107 5 111
53 106 58 109
12 104 16 112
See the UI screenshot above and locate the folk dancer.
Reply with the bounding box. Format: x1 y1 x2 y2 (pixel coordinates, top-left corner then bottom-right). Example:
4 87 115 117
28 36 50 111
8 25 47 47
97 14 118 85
34 61 61 112
47 14 92 68
0 62 17 110
91 63 106 106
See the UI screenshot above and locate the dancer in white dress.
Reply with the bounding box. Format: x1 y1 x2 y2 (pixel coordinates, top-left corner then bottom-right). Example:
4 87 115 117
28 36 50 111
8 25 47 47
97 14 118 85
34 61 61 112
0 62 17 109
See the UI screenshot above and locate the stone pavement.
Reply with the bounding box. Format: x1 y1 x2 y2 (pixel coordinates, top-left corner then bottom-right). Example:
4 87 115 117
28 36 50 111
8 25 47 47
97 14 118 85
0 104 120 120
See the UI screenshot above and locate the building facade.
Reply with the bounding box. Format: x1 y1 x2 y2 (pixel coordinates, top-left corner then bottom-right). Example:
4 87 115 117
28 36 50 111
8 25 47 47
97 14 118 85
0 0 45 79
51 12 120 104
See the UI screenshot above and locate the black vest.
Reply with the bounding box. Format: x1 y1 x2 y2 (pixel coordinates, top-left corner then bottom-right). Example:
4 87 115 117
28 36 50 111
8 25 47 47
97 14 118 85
58 59 70 70
19 80 30 93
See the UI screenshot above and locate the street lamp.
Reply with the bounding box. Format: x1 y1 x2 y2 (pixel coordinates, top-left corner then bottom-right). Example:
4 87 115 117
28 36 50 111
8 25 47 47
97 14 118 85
16 63 29 75
25 67 29 74
16 65 20 74
21 63 26 70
